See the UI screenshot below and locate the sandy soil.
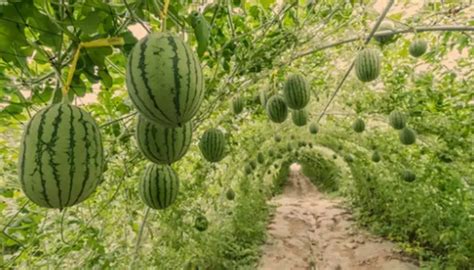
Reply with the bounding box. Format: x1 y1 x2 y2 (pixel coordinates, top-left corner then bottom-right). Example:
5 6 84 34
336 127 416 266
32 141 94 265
258 164 418 270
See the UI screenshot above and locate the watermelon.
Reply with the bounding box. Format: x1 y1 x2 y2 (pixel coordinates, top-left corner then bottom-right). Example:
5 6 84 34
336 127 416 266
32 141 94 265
371 151 381 163
388 110 406 130
199 128 226 162
352 118 365 133
344 154 354 163
126 32 204 127
268 149 275 157
283 74 310 109
274 134 282 142
18 103 104 209
355 48 380 82
226 188 235 200
136 115 192 164
250 160 257 170
409 39 427 57
309 122 319 134
266 96 288 123
244 164 253 174
399 127 416 145
401 170 416 182
332 154 337 159
257 153 265 164
232 96 244 115
374 21 396 44
292 109 308 127
139 164 179 209
194 214 208 231
287 143 293 152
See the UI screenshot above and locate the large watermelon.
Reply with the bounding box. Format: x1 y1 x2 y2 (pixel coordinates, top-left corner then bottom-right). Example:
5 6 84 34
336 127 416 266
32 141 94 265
199 128 226 162
292 109 308 127
266 96 288 123
399 127 416 145
232 96 244 115
139 164 179 209
126 32 204 127
283 74 310 109
352 118 365 133
136 115 192 164
409 39 427 57
355 48 381 82
388 110 406 130
18 103 104 209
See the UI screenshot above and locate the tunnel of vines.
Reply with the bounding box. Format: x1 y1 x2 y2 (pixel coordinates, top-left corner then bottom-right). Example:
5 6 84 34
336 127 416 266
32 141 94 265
0 0 473 269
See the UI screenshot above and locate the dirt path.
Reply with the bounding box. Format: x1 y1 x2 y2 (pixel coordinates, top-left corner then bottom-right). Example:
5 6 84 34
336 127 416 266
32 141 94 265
258 164 418 270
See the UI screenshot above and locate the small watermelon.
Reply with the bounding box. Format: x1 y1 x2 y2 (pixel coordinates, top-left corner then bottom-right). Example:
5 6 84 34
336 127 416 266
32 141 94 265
244 164 253 174
283 73 311 110
199 128 226 162
257 152 265 164
374 21 396 45
409 39 427 57
292 109 308 127
139 164 179 209
309 122 319 134
401 169 416 182
194 214 209 231
232 96 244 115
250 160 257 170
274 134 282 142
266 96 288 123
388 110 406 130
371 151 381 163
399 127 416 145
352 118 365 133
226 188 235 200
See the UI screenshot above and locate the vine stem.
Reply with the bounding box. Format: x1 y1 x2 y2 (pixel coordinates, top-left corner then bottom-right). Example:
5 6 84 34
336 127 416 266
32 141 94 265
295 25 474 60
132 207 151 266
316 0 395 123
160 0 170 32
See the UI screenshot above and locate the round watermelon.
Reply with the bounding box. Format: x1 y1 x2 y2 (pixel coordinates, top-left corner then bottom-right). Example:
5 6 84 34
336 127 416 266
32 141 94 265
371 151 381 163
136 115 192 164
126 32 204 127
283 74 310 110
291 109 308 127
226 188 235 200
352 118 365 133
401 169 416 182
374 21 396 44
309 122 319 134
199 128 226 162
409 39 427 57
266 96 288 123
18 103 104 209
399 127 416 145
139 164 179 209
274 134 282 142
194 214 209 231
389 110 406 130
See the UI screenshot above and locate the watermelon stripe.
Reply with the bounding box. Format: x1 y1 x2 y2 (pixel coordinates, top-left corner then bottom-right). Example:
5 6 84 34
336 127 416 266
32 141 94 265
48 104 64 209
35 106 54 208
138 39 174 125
167 36 182 123
65 105 76 206
19 112 34 190
72 110 91 205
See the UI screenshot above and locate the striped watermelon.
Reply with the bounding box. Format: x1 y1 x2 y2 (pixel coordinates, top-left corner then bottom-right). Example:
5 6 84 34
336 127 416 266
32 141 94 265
136 115 192 164
194 214 209 231
139 164 179 209
355 48 380 82
257 152 265 164
126 32 204 127
352 118 365 133
266 96 288 123
283 74 310 109
409 39 427 57
401 169 416 182
399 127 416 145
371 151 381 163
199 128 226 162
232 96 244 115
388 110 406 130
18 103 104 209
309 122 319 134
292 109 308 126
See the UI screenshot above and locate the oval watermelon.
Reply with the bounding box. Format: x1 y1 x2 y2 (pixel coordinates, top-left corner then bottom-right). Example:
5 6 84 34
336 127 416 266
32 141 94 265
352 118 365 133
399 127 416 145
199 128 226 162
292 109 308 127
232 96 244 115
409 39 427 57
283 74 310 110
355 48 381 82
139 163 179 209
126 32 204 127
309 122 319 134
266 96 288 123
389 110 406 130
